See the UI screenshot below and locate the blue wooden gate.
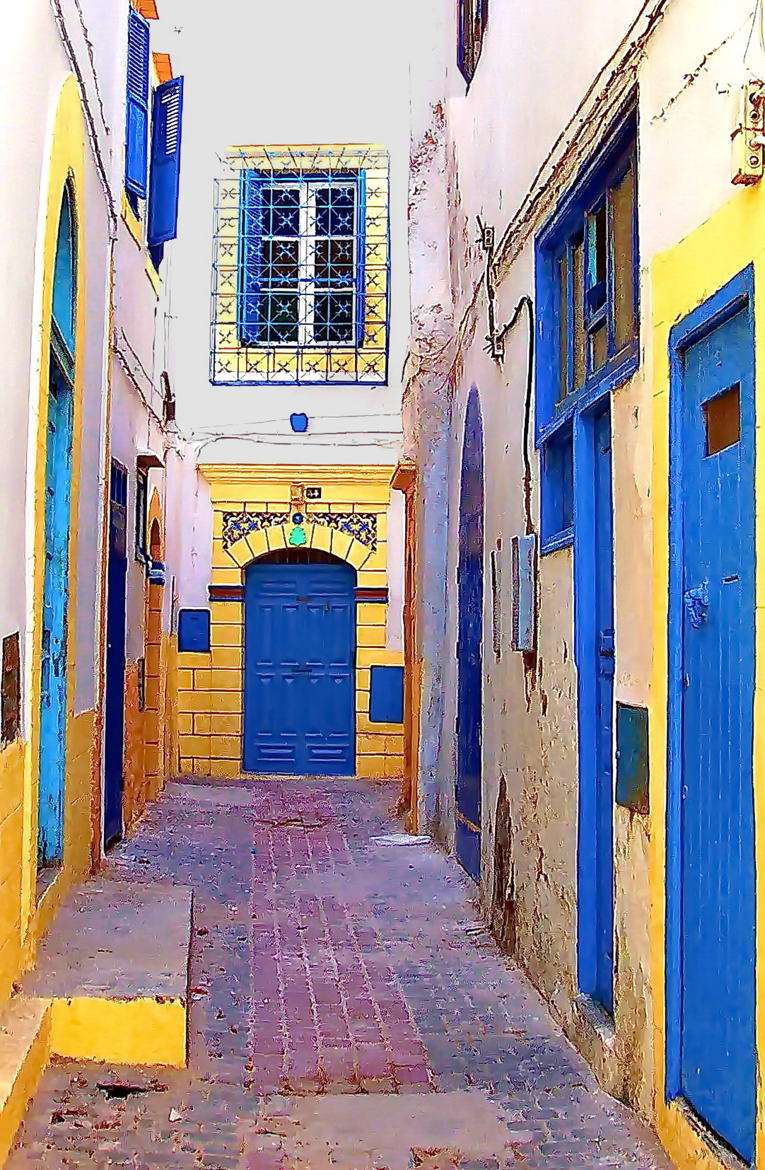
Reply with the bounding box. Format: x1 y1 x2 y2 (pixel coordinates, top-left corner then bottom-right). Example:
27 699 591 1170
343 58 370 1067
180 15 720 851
38 364 73 867
103 462 128 848
668 273 756 1163
244 554 356 775
38 186 76 870
576 403 615 1013
456 388 484 881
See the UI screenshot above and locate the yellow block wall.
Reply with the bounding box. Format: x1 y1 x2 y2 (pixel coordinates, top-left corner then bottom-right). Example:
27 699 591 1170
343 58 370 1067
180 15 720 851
177 467 404 780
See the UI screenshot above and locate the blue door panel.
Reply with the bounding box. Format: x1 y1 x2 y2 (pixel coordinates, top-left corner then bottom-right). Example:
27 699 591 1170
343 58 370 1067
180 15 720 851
456 389 484 881
593 407 615 1013
244 560 355 775
677 302 755 1163
38 367 73 867
103 462 128 848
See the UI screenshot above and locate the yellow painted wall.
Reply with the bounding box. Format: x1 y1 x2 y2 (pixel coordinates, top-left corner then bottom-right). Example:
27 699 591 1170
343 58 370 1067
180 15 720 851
0 77 104 1016
176 465 404 780
650 185 765 1170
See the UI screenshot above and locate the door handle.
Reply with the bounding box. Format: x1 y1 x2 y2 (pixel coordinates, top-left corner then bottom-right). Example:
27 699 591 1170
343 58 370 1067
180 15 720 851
684 581 709 629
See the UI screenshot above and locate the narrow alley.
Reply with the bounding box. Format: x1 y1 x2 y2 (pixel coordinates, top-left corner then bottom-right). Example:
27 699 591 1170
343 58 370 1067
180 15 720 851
7 780 670 1170
4 0 765 1167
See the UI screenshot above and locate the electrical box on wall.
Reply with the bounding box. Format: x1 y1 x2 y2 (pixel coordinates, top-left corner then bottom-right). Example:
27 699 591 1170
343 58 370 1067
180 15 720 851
511 534 536 652
732 81 765 185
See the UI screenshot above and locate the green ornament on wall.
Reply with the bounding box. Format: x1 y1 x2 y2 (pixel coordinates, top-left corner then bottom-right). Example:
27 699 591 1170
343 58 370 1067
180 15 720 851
289 525 307 547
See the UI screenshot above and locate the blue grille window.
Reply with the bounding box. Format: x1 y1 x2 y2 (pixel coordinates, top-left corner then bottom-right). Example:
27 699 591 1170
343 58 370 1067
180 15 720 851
240 177 360 348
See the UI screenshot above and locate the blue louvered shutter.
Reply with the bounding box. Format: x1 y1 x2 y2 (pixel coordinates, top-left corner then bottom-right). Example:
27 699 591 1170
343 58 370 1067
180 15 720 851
238 171 265 347
355 170 367 348
148 77 184 246
125 8 150 198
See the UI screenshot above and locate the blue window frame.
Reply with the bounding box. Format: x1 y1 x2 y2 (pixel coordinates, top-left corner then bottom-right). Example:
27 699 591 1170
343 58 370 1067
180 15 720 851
239 171 366 350
458 0 487 84
125 7 150 202
535 109 638 552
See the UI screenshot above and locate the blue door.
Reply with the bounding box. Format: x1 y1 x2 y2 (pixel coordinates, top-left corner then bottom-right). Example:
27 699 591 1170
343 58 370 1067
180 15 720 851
38 364 73 867
456 388 484 881
103 462 128 848
676 298 755 1162
576 404 615 1013
244 554 356 775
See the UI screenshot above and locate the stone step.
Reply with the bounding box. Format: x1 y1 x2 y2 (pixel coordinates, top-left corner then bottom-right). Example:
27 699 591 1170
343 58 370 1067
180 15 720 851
22 878 192 1068
0 996 51 1167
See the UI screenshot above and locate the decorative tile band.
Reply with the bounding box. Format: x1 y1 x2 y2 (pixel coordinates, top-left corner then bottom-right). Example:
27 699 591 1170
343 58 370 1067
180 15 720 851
222 509 378 552
355 587 389 603
208 585 389 605
209 585 244 602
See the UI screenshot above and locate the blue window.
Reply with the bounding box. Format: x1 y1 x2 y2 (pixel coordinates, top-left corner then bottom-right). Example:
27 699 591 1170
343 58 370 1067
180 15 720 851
536 111 638 551
148 77 184 249
125 7 150 202
239 173 365 349
458 0 488 83
541 424 574 550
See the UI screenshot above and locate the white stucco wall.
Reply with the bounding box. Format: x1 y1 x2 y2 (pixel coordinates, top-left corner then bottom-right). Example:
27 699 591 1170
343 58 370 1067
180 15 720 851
155 0 409 469
407 0 758 1125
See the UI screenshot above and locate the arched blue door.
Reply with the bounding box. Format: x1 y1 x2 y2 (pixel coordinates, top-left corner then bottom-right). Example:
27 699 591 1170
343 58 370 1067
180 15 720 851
244 551 356 775
456 388 484 880
38 185 76 869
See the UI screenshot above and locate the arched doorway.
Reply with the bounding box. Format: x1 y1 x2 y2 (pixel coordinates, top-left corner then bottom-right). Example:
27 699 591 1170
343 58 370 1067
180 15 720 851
38 183 76 870
456 388 484 881
243 549 356 775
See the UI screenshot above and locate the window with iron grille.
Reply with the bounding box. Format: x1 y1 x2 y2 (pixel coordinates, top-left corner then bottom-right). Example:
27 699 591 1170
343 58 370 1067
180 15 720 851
211 146 389 386
458 0 487 84
239 177 362 348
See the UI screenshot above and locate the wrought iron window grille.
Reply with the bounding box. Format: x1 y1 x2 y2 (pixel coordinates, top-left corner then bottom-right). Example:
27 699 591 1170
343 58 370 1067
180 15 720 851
211 146 390 386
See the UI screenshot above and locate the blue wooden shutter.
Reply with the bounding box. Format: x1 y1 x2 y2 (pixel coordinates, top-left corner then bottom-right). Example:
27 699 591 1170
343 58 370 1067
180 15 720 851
148 77 184 246
125 8 150 198
238 171 265 346
355 170 366 348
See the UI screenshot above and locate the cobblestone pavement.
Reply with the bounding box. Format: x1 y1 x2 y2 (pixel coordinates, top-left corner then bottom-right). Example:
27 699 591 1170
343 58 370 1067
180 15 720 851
7 779 674 1169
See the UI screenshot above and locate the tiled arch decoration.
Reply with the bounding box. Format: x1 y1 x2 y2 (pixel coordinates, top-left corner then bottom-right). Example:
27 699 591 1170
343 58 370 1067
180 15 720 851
222 515 378 571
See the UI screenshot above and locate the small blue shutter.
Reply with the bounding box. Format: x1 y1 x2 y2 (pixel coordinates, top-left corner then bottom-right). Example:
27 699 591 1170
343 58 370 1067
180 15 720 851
355 170 367 348
238 171 265 346
148 77 184 247
125 8 150 199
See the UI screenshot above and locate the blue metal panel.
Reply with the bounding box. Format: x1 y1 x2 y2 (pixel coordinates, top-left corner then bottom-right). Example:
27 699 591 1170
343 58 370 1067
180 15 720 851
148 77 184 247
38 363 73 867
125 8 150 199
178 609 211 654
369 666 404 724
666 269 755 1163
244 560 355 775
456 387 484 881
615 703 649 814
574 402 615 1014
103 461 128 849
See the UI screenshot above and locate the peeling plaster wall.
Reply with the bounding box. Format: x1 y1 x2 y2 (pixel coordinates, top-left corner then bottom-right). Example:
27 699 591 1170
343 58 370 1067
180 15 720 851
402 0 761 1130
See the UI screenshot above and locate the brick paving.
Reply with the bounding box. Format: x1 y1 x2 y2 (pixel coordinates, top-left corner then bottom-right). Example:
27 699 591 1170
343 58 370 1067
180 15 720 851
7 779 674 1169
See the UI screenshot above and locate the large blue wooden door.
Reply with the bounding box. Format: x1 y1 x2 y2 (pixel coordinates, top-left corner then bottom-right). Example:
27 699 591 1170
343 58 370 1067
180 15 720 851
456 388 484 881
244 556 356 775
592 407 615 1011
103 462 128 848
676 298 755 1162
576 404 615 1013
38 364 73 867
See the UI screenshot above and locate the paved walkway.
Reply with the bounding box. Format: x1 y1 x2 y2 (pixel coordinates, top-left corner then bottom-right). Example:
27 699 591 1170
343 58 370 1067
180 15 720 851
7 780 673 1169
